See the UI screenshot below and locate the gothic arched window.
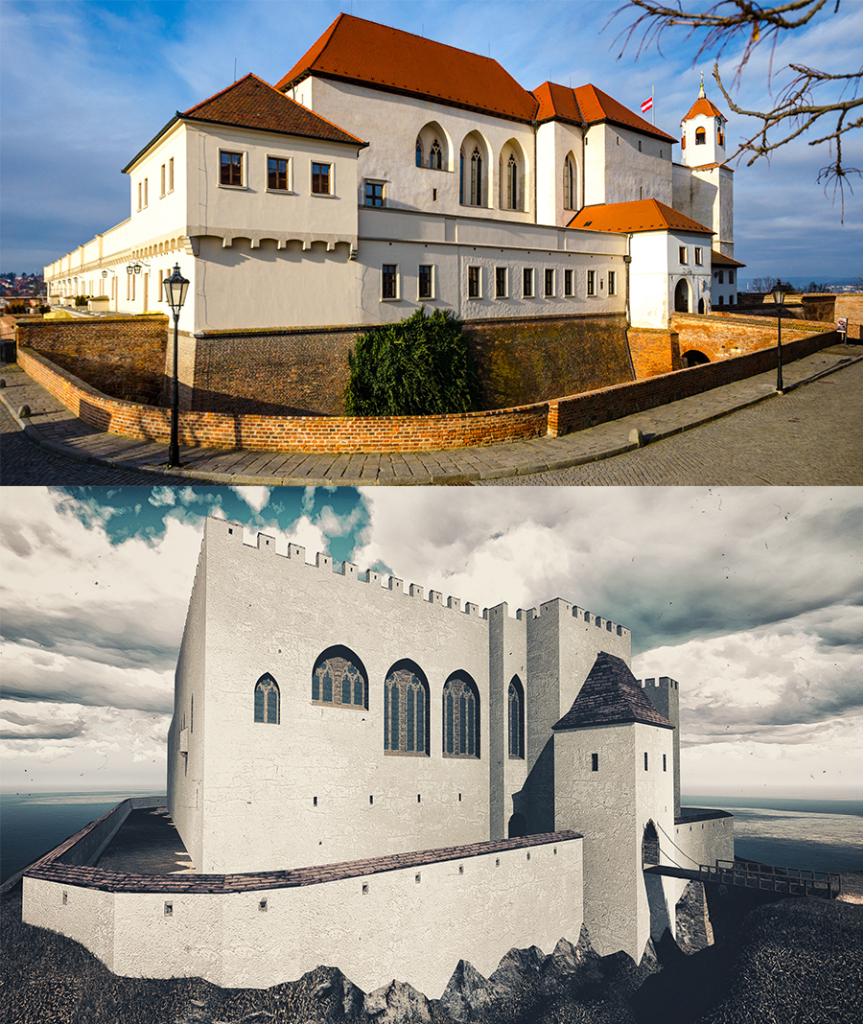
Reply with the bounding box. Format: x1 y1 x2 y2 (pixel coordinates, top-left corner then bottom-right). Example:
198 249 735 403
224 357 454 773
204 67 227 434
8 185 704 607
384 662 429 755
508 676 524 758
254 674 280 724
312 646 368 709
563 156 575 210
470 147 482 206
506 154 518 210
416 138 423 167
430 139 442 169
442 674 480 757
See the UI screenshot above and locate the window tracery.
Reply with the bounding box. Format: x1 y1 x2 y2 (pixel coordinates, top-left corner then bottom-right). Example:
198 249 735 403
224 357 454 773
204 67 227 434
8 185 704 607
443 675 479 757
254 674 280 724
312 648 367 708
508 677 524 758
384 664 429 754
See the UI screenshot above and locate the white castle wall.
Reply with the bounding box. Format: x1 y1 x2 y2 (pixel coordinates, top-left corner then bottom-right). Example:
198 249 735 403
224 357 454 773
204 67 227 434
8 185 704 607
554 720 676 961
24 833 583 997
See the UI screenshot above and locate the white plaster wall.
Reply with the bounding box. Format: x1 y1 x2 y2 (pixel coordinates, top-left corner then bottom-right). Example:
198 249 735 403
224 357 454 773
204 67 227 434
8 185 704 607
680 112 726 170
664 811 735 909
292 78 535 223
22 878 116 972
535 121 584 226
191 236 356 331
126 122 189 246
582 125 608 207
627 232 670 326
31 837 582 997
168 538 207 870
554 721 674 961
600 125 673 207
195 523 492 873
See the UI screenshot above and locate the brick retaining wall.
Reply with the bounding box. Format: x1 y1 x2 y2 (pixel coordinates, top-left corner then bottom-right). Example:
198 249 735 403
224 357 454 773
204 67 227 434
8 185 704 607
548 328 840 435
16 315 169 405
671 313 832 364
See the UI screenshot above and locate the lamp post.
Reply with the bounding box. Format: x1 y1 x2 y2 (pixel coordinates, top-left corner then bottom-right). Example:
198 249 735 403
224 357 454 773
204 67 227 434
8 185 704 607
772 283 786 394
163 263 189 467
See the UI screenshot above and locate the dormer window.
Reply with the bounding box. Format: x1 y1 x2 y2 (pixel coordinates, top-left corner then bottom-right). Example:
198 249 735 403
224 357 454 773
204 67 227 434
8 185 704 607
695 128 706 145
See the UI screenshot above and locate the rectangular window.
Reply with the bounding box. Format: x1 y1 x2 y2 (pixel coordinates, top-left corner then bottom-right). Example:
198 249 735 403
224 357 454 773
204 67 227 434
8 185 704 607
495 267 507 298
638 140 642 152
663 754 667 772
644 752 649 770
608 270 616 295
523 268 534 298
679 246 687 264
718 270 724 284
418 265 433 300
220 151 243 187
137 182 142 211
160 164 166 198
143 178 148 207
268 157 289 191
544 268 554 297
564 268 573 297
381 264 398 300
587 270 595 296
364 181 384 207
468 266 480 299
311 162 331 194
695 247 703 265
591 753 599 772
168 157 174 193
729 270 735 284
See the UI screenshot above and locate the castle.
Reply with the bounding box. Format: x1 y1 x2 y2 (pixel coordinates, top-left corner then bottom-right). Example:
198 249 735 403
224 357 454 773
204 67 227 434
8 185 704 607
43 14 743 336
21 517 733 995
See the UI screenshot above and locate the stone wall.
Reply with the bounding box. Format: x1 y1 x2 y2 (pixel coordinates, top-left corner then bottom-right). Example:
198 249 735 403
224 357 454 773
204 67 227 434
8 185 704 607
463 314 634 408
15 315 169 405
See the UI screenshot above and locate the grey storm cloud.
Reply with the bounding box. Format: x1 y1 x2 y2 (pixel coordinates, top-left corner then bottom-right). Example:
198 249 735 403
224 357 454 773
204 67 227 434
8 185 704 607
0 721 86 741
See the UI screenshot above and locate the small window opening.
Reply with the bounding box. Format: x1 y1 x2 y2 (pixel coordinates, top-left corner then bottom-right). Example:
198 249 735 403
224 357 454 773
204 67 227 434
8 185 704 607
663 754 667 772
495 858 500 867
313 796 318 806
164 903 173 916
644 752 649 770
459 865 464 875
62 891 68 905
259 899 268 912
417 794 421 803
415 873 421 883
369 795 374 804
527 852 531 860
362 884 369 894
591 753 599 771
458 793 462 801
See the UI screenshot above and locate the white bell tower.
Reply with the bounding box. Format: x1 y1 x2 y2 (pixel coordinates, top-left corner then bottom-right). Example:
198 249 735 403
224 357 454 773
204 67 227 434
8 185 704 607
680 73 727 168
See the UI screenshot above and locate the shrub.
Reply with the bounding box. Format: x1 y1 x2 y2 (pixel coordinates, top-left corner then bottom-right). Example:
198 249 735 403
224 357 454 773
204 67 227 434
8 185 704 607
344 307 482 416
74 295 88 306
3 301 27 315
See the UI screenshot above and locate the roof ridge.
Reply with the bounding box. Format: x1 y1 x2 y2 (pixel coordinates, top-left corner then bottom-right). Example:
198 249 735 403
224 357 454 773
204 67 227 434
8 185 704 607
183 72 259 117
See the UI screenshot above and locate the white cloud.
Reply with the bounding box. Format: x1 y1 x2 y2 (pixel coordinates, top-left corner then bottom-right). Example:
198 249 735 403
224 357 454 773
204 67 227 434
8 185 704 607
231 486 271 515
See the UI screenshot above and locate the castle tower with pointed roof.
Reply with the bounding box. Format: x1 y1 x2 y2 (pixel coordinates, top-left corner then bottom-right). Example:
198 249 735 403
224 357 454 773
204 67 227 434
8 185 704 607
552 652 677 958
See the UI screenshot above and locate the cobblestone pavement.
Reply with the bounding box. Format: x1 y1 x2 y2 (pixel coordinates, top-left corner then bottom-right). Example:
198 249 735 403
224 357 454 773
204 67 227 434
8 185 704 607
483 358 863 485
0 401 188 485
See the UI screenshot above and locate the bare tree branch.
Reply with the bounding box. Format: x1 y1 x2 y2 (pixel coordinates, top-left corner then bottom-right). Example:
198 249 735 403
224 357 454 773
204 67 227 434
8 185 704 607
610 1 862 219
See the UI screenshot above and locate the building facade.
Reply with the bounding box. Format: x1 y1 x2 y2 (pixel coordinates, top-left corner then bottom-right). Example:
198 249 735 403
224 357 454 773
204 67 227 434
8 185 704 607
43 14 735 335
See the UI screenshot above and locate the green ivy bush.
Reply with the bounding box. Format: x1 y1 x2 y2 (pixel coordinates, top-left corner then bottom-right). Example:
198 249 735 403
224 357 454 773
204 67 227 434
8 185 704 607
74 295 88 306
344 307 482 416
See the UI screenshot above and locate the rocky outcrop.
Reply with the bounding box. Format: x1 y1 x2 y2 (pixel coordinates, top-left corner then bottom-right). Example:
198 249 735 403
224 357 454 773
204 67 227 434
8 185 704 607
363 980 434 1024
675 880 715 954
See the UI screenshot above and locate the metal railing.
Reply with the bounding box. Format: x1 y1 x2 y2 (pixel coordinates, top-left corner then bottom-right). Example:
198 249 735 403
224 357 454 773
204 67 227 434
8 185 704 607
702 859 841 899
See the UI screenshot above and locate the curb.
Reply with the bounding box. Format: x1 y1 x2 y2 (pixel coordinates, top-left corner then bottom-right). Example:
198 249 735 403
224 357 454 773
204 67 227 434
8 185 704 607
2 351 861 485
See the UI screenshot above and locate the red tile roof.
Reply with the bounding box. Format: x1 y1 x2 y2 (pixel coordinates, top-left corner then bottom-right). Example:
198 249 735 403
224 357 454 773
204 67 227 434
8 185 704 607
573 84 676 142
553 652 674 731
711 250 746 267
568 198 713 235
276 14 538 122
683 95 726 122
533 81 584 125
183 73 365 145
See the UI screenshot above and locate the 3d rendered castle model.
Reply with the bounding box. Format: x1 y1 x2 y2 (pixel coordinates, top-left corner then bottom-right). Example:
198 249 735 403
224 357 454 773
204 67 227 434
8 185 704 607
43 14 744 334
21 518 734 995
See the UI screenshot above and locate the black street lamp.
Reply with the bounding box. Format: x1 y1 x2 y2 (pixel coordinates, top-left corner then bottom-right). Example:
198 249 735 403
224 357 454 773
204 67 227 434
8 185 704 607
772 283 786 394
163 263 189 467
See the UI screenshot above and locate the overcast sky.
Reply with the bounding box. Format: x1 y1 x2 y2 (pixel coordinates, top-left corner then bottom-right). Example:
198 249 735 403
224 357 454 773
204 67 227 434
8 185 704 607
1 485 861 801
1 0 860 281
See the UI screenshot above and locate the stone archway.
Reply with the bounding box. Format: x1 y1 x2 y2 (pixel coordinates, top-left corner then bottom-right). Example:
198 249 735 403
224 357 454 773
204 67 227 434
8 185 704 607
674 279 690 313
642 820 660 867
508 813 527 838
682 350 710 367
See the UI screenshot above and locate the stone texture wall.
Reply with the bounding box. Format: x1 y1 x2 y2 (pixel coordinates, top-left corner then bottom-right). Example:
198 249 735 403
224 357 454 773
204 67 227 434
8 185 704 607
835 294 863 340
627 328 681 379
463 314 634 408
15 315 169 405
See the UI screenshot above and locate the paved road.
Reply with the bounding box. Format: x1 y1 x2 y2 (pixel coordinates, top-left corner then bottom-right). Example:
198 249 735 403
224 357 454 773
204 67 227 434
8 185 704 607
0 402 189 485
484 359 863 485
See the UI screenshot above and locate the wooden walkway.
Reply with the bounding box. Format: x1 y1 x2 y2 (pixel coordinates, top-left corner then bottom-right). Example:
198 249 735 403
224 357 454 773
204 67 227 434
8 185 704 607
644 859 842 899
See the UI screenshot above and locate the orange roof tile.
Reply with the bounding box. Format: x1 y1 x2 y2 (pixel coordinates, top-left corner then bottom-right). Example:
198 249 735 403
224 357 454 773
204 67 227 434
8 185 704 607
276 14 538 122
683 95 726 122
182 73 365 145
568 199 713 235
710 250 746 267
533 81 676 142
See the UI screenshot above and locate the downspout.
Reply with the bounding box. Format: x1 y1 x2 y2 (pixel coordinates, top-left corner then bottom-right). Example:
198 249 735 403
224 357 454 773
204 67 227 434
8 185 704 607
623 235 636 380
533 119 538 224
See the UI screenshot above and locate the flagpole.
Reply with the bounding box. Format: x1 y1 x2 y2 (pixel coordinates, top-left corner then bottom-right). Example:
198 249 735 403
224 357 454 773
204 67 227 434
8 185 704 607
652 86 655 126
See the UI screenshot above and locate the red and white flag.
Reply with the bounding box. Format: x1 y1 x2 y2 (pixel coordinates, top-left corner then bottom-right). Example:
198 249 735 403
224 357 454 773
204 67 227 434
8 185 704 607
641 96 653 114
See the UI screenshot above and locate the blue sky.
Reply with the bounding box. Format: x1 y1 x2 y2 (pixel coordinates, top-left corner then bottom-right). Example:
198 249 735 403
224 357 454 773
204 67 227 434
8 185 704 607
1 0 861 281
1 486 862 799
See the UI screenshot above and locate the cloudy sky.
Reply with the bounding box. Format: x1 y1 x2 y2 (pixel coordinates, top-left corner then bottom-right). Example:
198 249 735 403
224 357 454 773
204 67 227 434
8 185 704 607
1 485 861 801
1 0 861 281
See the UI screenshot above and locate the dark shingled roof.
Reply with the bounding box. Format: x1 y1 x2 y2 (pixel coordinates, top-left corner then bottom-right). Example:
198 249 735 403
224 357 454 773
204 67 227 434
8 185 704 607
553 652 674 731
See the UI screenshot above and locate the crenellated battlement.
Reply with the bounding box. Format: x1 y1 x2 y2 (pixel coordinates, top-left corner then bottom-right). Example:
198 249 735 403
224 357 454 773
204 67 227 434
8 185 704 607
638 676 679 691
209 516 628 632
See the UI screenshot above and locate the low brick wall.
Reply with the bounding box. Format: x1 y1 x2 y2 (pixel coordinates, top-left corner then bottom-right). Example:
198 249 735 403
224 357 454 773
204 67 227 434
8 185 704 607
671 313 832 363
548 329 840 436
17 347 548 453
16 315 169 405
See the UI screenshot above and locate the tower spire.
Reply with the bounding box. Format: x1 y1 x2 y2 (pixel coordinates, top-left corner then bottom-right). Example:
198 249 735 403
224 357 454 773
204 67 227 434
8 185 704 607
699 70 705 98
